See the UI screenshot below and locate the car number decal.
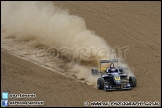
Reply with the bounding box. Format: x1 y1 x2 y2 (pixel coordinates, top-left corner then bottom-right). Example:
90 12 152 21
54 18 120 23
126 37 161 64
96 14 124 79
114 77 120 80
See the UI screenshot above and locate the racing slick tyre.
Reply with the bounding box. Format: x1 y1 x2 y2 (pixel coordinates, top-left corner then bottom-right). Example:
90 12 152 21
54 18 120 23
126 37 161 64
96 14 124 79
129 76 137 87
91 68 98 75
118 66 123 72
97 78 104 90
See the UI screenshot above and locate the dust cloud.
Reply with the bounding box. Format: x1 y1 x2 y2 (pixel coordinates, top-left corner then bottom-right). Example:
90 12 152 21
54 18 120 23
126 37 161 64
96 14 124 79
1 1 134 87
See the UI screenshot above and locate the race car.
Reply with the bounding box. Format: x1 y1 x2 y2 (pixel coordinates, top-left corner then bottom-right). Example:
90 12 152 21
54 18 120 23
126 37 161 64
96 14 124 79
91 59 136 91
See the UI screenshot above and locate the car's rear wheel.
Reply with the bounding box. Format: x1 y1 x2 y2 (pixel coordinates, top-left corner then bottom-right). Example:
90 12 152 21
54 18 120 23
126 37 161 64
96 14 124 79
129 76 137 87
118 66 123 72
97 78 104 90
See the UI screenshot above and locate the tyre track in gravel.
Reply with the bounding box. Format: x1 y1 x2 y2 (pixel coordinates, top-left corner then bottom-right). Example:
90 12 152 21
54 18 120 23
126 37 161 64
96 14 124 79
60 1 160 54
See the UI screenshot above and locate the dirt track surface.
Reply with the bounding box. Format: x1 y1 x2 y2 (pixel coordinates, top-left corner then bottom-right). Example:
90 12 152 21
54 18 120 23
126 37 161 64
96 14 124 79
1 1 161 107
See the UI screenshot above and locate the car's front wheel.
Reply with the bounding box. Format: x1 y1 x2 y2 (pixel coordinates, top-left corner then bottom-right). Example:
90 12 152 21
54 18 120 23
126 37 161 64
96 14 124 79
129 76 137 87
97 78 105 90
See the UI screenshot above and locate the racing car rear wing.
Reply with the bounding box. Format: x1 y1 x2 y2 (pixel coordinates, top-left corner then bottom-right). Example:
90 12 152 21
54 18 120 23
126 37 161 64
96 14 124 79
100 59 118 63
99 59 119 72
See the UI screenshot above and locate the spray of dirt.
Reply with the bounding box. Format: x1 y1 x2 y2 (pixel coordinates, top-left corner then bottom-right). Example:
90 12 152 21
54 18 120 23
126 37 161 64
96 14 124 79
1 1 134 87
